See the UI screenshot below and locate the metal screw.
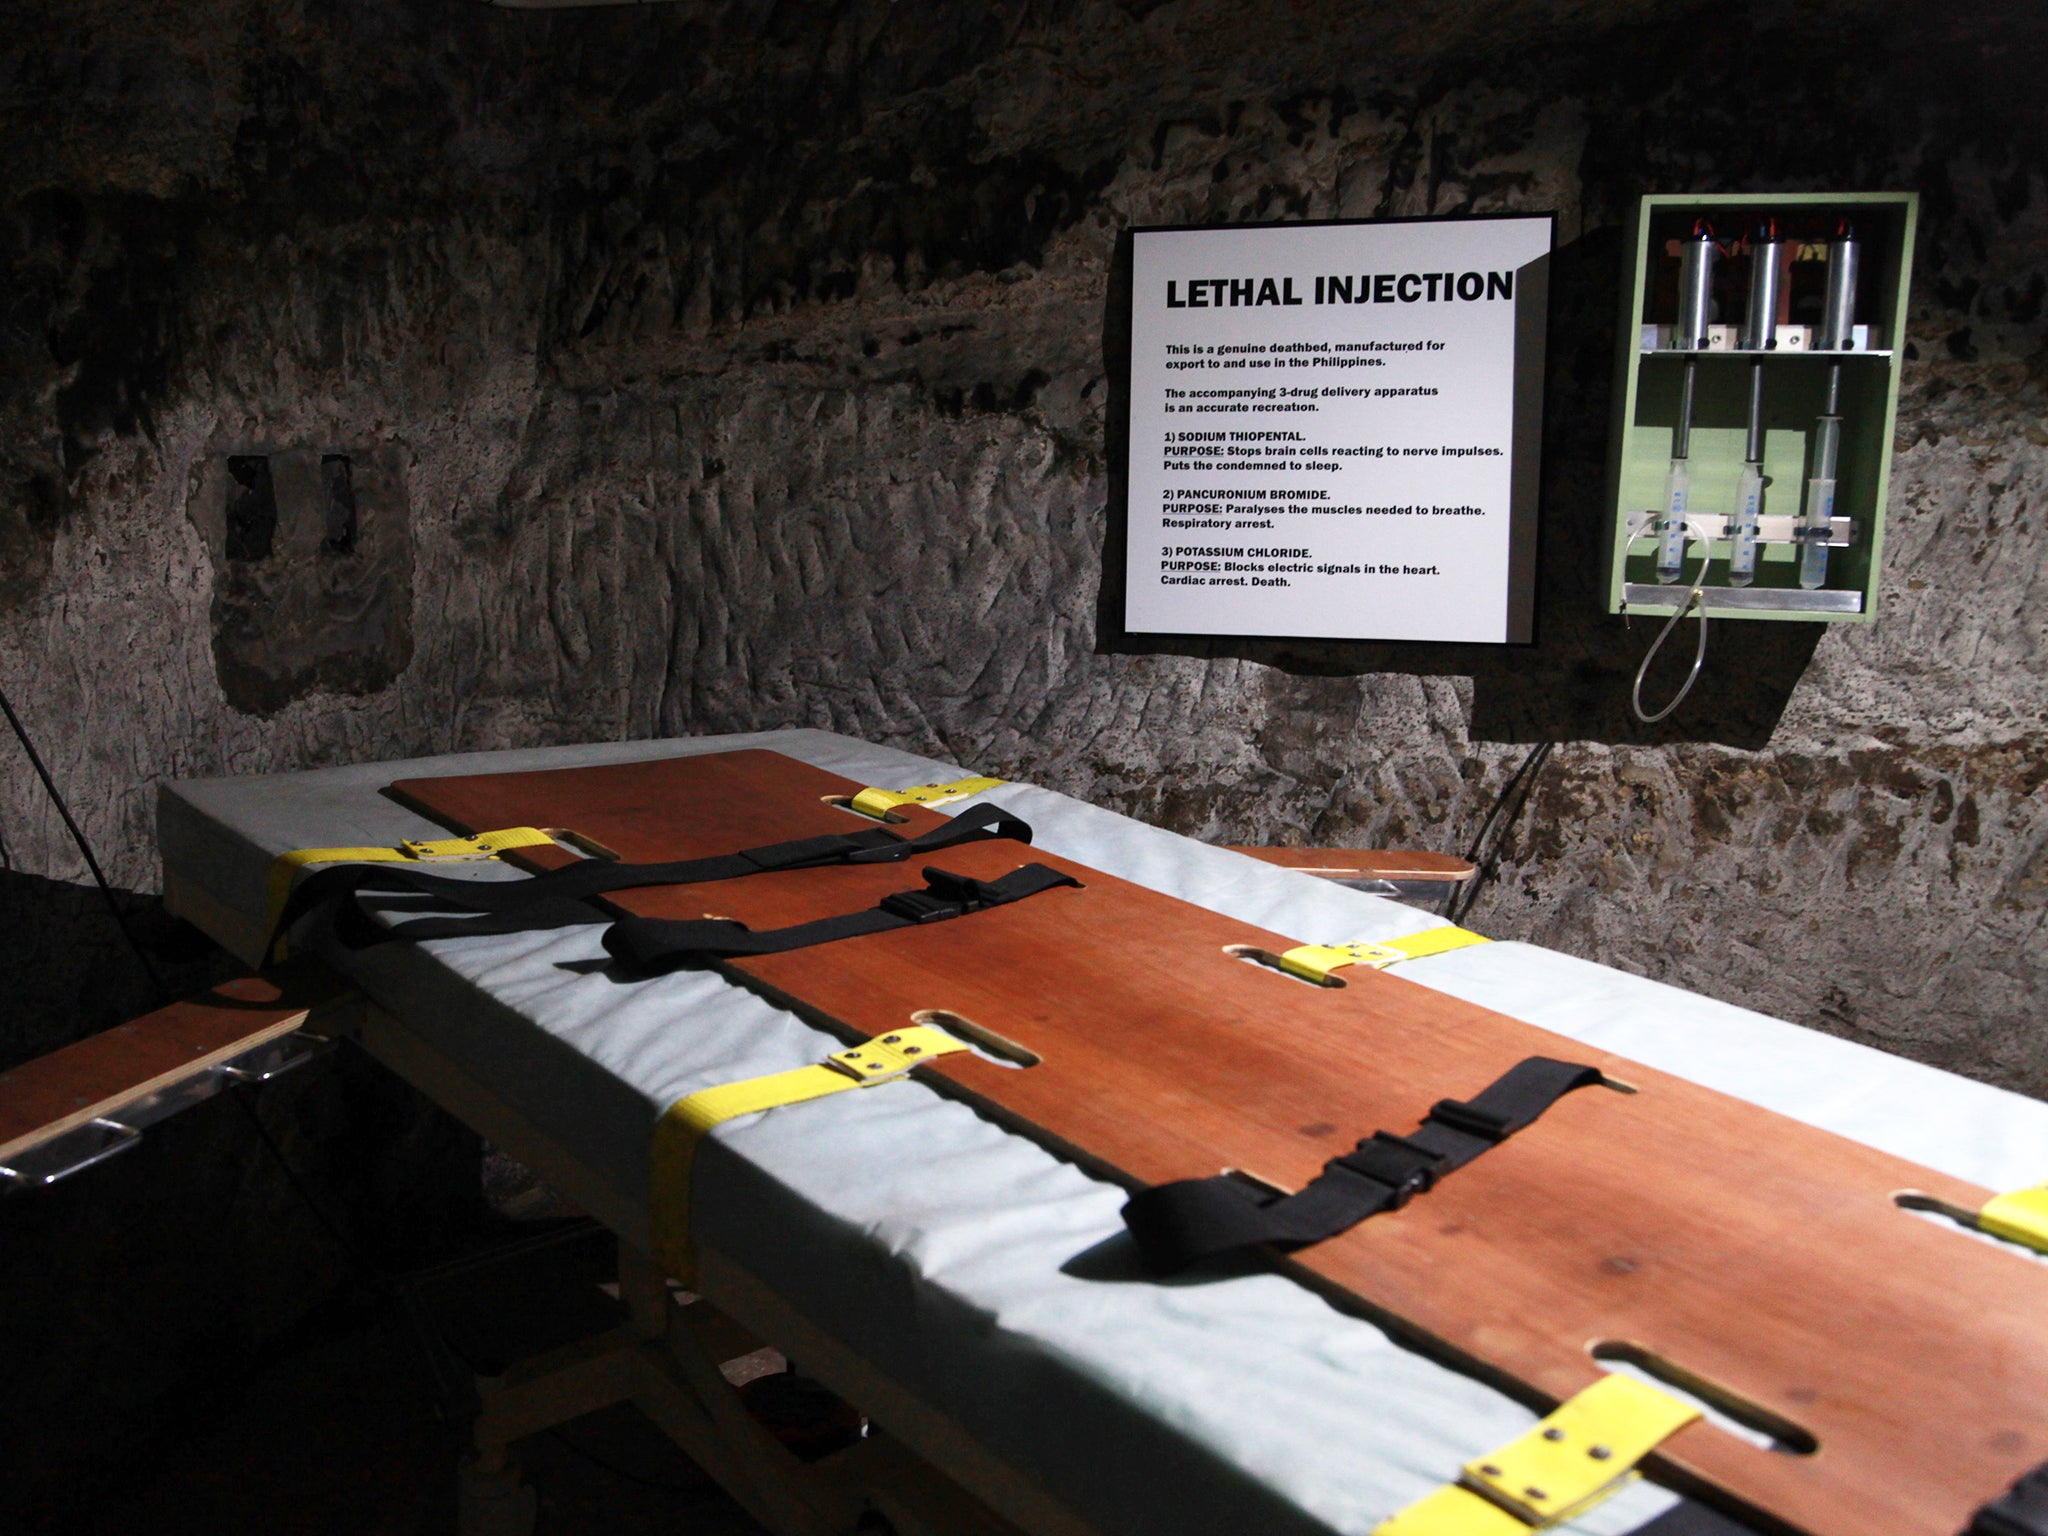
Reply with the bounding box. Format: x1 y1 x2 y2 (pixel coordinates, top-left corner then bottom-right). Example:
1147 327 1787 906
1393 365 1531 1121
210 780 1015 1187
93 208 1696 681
884 1034 901 1043
904 1046 922 1055
1589 1445 1612 1461
1542 1427 1565 1442
1525 1486 1548 1501
1478 1464 1502 1478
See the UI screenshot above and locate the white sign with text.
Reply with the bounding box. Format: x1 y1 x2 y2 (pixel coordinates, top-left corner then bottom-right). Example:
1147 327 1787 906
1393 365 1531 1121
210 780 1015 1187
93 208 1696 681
1124 215 1551 643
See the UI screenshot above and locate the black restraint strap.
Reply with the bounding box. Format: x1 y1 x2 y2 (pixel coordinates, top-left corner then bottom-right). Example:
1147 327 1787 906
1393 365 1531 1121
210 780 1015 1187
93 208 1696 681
1973 1463 2048 1536
266 803 1032 960
602 862 1081 975
1122 1056 1603 1274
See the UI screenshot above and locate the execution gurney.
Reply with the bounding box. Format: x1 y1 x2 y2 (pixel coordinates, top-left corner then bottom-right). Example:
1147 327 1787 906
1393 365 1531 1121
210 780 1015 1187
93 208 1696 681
102 728 2048 1535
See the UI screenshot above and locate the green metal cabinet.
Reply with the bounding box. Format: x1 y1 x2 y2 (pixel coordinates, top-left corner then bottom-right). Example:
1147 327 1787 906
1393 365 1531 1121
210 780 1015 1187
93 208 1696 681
1603 192 1918 622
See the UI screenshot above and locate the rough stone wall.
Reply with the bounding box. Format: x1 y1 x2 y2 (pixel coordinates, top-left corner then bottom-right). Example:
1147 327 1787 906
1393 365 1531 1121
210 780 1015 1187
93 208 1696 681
1 0 2043 1096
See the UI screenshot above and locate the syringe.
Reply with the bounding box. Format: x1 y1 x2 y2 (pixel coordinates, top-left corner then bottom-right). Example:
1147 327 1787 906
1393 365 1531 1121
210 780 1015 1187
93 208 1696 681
1728 219 1781 586
1801 224 1859 589
1801 385 1841 589
1658 223 1716 584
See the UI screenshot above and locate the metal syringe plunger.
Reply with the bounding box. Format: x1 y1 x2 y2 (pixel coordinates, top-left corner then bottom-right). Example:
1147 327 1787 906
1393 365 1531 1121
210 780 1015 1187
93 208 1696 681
1728 219 1782 587
1741 220 1783 352
1676 225 1717 351
1819 226 1862 351
1657 222 1716 583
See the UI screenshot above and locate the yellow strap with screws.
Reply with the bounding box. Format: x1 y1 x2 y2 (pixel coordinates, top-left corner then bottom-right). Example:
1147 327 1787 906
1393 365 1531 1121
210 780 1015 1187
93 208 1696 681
650 1024 972 1279
1980 1183 2048 1254
1373 1375 1699 1534
263 826 558 955
848 775 1006 819
1279 926 1491 984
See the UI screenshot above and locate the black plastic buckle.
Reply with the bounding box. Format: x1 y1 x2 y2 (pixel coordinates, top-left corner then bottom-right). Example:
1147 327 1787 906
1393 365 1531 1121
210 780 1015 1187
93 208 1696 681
878 868 998 924
878 887 965 923
1428 1096 1515 1144
919 867 994 906
1332 1132 1443 1209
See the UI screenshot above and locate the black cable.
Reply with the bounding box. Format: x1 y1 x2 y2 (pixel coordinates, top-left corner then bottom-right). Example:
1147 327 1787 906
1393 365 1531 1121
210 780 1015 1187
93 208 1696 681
0 678 169 1002
1456 741 1549 872
402 1215 606 1285
227 1081 513 1430
227 1084 387 1285
543 1424 709 1496
1452 741 1555 925
1455 741 1553 923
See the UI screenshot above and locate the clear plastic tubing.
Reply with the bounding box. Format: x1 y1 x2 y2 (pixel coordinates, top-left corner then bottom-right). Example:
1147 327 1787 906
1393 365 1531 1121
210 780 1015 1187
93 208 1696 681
1801 412 1840 589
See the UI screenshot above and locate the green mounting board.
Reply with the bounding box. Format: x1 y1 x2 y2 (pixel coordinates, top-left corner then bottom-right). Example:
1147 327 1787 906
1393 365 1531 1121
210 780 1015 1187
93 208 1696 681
1603 192 1918 623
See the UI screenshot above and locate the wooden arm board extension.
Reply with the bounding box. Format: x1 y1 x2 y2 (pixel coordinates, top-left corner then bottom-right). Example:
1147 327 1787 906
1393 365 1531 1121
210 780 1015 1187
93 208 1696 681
0 976 328 1180
1225 846 1477 883
386 749 2048 1536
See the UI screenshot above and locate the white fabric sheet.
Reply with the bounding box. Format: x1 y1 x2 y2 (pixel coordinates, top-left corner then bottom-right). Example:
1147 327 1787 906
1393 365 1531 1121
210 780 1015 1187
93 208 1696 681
159 729 2048 1536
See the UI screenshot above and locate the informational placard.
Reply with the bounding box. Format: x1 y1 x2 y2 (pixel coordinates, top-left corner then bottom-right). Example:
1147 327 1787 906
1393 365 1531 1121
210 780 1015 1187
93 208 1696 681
1123 214 1552 643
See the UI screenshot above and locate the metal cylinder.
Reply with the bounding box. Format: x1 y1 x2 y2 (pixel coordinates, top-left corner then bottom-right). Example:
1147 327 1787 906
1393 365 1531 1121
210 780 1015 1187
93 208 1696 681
1673 357 1698 459
1820 232 1861 350
1742 231 1782 350
1677 231 1716 349
1744 359 1765 462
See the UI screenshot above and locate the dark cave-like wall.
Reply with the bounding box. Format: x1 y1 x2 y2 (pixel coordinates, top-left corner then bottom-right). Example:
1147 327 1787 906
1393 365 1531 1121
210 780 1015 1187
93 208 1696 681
1 0 2044 1093
0 0 2042 1502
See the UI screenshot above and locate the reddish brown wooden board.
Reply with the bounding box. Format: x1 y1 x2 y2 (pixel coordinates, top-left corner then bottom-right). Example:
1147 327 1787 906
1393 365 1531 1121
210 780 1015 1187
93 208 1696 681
389 749 2048 1536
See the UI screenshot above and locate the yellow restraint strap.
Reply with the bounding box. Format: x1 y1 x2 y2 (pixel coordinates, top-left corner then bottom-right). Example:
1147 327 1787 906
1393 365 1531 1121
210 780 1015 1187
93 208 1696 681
263 826 558 949
649 1024 972 1279
1981 1183 2048 1254
1374 1375 1700 1535
848 775 1007 819
1278 926 1490 984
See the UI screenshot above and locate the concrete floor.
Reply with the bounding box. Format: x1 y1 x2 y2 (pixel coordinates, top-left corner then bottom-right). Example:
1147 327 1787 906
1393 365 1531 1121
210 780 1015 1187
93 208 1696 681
24 1221 775 1536
50 1313 762 1536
